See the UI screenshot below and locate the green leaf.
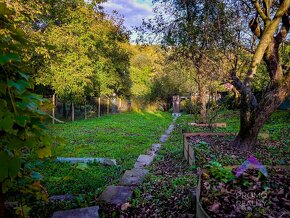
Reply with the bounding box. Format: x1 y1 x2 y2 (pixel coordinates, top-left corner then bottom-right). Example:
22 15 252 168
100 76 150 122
8 156 21 178
18 72 30 81
31 172 42 180
0 54 20 65
0 80 7 94
2 179 12 193
0 2 13 15
15 115 30 127
76 163 89 171
38 146 52 159
0 113 14 131
0 152 9 182
8 79 29 94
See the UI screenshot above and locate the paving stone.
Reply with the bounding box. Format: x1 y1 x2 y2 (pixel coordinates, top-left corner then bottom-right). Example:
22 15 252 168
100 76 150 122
52 206 99 218
159 134 169 143
49 194 74 202
119 168 149 186
146 149 155 156
165 124 175 134
134 155 154 168
152 143 162 153
98 186 133 205
56 157 117 166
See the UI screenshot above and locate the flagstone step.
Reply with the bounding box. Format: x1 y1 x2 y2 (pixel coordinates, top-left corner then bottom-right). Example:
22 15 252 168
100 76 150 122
134 154 154 168
119 168 149 186
98 186 133 205
52 206 99 218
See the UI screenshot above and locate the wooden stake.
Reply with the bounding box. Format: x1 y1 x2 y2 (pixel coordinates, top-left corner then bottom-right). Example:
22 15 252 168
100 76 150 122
107 98 109 114
84 100 87 120
52 94 55 124
71 101 75 121
98 97 101 118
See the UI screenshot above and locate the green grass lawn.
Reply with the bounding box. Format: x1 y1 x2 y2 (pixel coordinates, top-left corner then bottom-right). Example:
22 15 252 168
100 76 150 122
34 111 172 198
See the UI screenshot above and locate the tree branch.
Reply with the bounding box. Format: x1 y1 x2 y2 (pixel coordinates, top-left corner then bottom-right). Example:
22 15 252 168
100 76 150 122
245 0 289 86
276 12 290 44
252 0 270 22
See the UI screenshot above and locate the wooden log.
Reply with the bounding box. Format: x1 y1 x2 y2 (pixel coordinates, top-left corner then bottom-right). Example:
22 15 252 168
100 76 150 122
188 123 227 128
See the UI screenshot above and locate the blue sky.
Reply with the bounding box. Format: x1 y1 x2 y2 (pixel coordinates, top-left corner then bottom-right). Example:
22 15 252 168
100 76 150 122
101 0 154 41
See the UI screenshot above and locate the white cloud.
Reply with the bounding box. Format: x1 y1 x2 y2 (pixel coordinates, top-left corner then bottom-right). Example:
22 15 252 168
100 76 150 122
101 0 154 41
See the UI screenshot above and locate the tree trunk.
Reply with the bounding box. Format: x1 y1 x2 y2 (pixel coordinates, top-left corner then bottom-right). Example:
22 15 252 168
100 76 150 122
234 38 289 150
118 98 122 112
98 97 101 118
199 86 207 123
233 109 260 151
71 101 75 121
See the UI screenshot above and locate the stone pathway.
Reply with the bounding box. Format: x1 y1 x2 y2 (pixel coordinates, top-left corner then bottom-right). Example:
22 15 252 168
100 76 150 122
52 206 99 218
52 113 181 217
97 114 180 205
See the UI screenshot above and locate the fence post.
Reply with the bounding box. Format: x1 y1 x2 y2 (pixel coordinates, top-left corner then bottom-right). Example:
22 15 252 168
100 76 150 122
52 94 55 124
71 101 75 121
107 98 109 114
84 99 87 120
111 93 117 114
98 97 101 118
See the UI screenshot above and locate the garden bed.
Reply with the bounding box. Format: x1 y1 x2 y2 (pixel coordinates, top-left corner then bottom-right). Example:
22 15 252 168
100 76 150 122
198 167 290 217
183 133 290 217
184 133 289 167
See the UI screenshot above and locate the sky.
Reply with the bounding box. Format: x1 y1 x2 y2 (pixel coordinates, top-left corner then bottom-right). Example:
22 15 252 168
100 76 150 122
101 0 154 42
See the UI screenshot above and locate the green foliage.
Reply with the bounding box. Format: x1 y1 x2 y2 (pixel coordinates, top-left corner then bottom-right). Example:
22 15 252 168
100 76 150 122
35 0 131 101
0 1 57 216
208 161 235 183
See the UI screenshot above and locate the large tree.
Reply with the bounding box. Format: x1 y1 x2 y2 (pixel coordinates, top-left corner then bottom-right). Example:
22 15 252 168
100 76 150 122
34 0 131 119
230 0 290 150
138 0 233 122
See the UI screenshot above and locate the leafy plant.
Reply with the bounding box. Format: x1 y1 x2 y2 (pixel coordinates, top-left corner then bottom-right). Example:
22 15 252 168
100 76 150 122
208 161 235 183
0 2 56 216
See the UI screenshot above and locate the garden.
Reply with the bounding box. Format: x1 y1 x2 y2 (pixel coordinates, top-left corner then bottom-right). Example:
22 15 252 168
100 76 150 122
1 0 289 218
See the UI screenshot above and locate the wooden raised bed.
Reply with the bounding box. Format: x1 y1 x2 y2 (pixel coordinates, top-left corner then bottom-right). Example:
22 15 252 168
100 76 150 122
196 174 210 218
183 132 235 166
184 133 289 218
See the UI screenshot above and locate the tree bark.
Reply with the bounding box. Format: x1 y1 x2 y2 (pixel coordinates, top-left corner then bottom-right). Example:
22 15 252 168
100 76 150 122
71 101 75 121
107 98 109 114
98 97 101 118
199 86 207 123
233 39 289 150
